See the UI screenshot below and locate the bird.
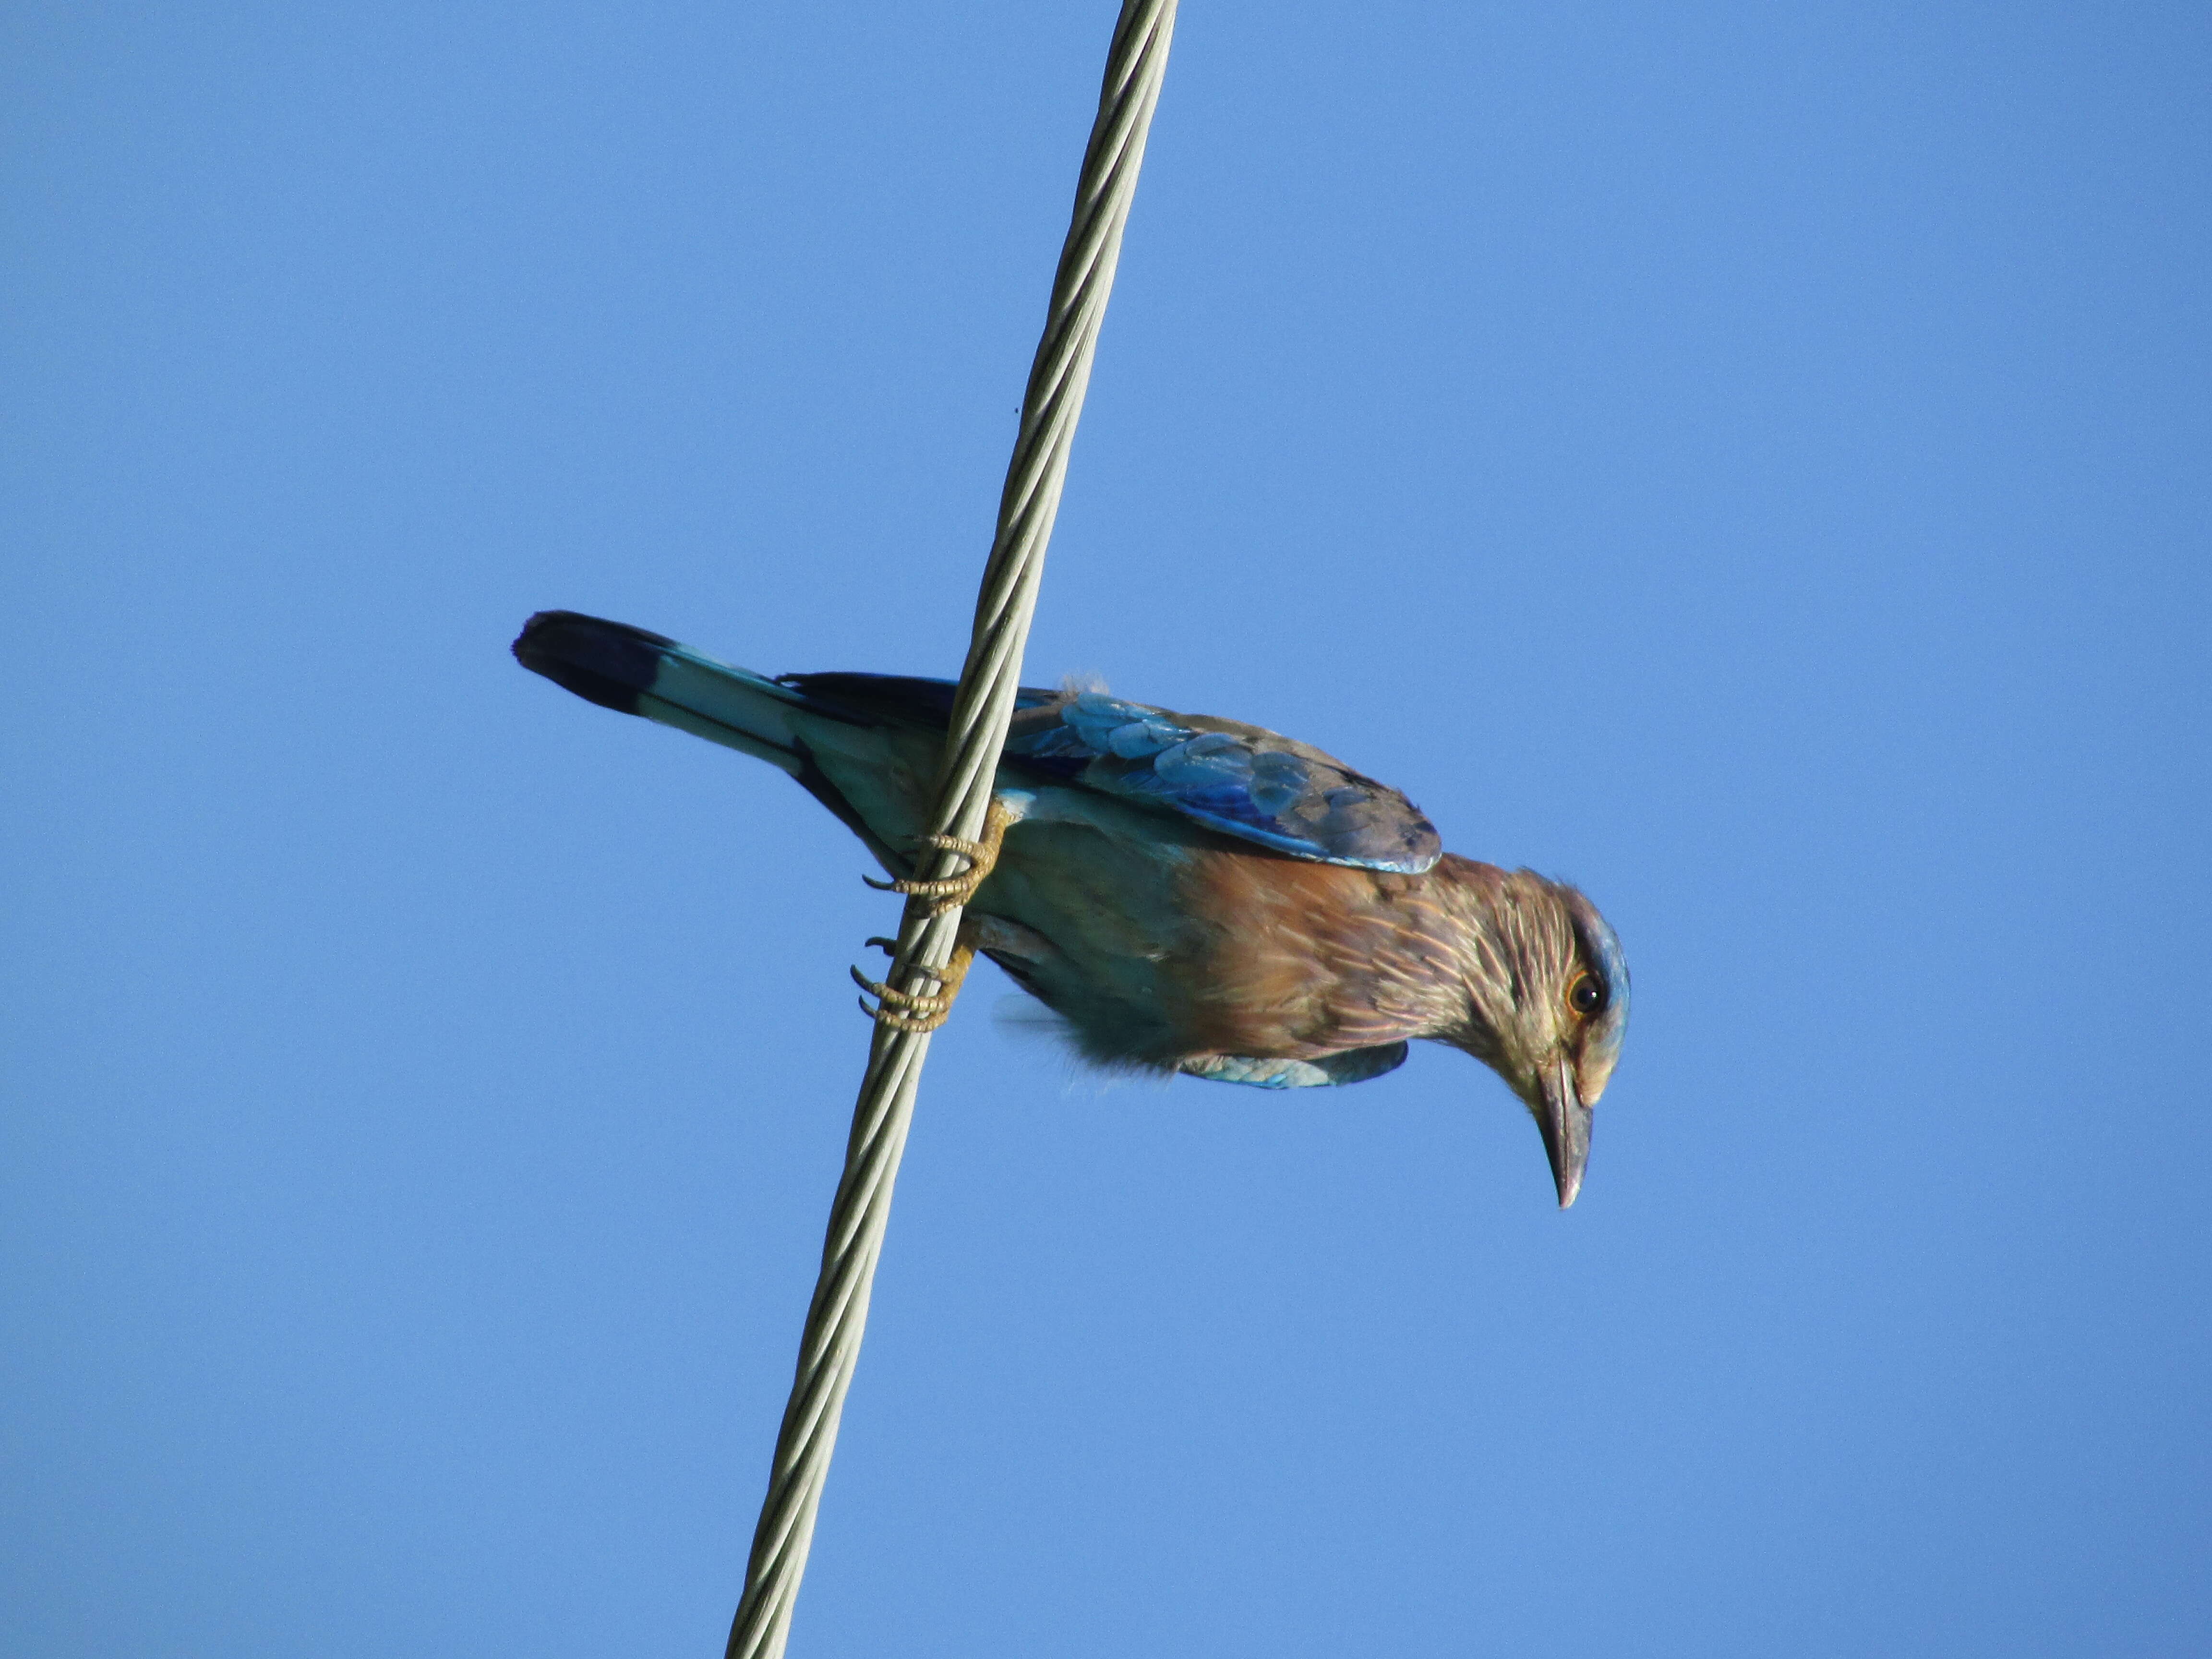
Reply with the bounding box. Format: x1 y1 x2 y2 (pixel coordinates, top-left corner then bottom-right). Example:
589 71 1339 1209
514 609 1629 1207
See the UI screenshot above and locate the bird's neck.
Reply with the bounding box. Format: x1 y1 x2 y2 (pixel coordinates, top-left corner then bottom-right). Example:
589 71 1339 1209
1392 855 1543 1059
1301 854 1519 1047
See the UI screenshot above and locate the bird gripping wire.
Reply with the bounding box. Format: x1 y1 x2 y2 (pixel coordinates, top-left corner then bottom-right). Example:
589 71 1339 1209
724 5 1179 1655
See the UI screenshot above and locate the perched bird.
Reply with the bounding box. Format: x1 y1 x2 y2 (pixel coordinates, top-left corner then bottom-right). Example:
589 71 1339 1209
514 610 1629 1206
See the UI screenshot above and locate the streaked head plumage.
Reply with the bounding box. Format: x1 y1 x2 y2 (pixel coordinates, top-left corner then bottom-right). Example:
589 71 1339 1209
1430 860 1629 1208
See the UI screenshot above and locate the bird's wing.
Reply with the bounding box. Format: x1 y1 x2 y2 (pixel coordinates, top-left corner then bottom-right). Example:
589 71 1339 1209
1177 1044 1410 1089
785 675 1442 874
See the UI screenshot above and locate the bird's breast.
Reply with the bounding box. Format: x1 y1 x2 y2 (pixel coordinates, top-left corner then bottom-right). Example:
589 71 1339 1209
972 789 1458 1069
1164 849 1452 1060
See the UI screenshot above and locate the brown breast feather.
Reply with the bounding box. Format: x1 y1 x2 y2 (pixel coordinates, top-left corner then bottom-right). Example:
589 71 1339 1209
1163 848 1477 1062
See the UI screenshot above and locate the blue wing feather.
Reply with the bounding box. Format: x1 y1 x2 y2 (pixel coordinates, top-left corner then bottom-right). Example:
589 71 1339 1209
1179 1043 1411 1088
1010 690 1442 873
775 674 1440 874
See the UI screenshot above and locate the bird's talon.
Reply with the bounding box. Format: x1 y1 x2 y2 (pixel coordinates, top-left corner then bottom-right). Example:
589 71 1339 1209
848 963 950 1013
915 831 989 863
851 932 980 1034
866 800 1017 917
873 1005 951 1034
890 875 974 898
854 989 951 1034
864 869 971 912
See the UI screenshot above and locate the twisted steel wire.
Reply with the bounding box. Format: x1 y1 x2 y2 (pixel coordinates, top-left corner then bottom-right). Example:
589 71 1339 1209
724 5 1178 1654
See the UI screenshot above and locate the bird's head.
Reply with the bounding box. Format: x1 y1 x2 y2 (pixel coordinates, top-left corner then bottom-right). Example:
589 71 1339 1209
1434 862 1630 1209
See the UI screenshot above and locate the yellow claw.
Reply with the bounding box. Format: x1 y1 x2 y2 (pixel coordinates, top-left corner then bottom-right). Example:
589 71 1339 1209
859 798 1016 917
851 937 978 1035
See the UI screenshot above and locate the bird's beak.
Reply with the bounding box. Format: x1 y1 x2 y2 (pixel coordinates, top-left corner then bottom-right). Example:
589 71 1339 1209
1532 1057 1592 1209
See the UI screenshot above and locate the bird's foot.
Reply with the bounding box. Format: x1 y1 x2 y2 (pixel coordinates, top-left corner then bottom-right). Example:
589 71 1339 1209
861 797 1016 917
851 940 975 1034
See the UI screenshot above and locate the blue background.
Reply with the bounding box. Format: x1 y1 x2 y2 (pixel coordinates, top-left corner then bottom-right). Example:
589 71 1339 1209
6 3 2207 1654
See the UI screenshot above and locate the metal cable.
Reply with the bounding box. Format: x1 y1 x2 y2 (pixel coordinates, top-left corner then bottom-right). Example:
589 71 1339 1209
724 5 1178 1654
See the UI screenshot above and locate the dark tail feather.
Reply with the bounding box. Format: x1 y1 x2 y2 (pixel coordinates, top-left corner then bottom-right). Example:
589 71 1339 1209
515 611 958 876
513 611 676 714
512 610 808 775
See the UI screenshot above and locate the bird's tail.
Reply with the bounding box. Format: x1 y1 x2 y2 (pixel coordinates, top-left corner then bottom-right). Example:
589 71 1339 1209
512 610 814 777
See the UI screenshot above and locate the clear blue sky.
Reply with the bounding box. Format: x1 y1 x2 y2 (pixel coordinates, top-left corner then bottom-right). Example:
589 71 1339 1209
6 4 2207 1655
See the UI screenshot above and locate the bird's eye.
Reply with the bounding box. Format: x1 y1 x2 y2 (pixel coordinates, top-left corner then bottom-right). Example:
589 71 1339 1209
1568 971 1606 1017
